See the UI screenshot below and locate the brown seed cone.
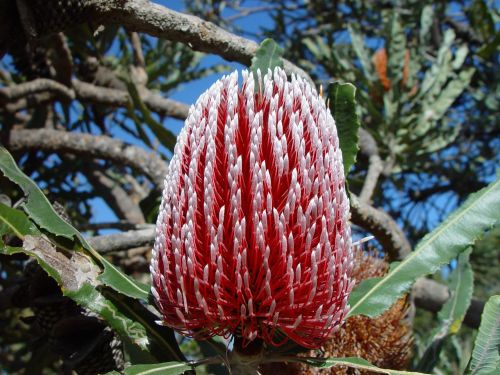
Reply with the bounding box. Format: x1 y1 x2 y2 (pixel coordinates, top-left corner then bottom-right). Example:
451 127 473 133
372 48 410 92
261 248 413 374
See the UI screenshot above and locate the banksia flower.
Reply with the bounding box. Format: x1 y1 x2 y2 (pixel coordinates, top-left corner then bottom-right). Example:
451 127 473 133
151 67 353 348
262 248 413 375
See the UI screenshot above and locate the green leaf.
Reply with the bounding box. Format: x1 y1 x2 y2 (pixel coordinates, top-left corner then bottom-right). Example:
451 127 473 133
419 5 434 47
250 38 284 81
466 295 500 375
66 283 151 351
437 249 474 334
327 82 360 174
101 289 185 362
0 146 78 239
296 356 427 374
416 249 474 372
386 11 406 86
0 202 40 238
126 80 177 152
470 0 495 41
348 25 374 82
418 29 455 101
477 33 500 60
0 232 152 351
452 45 469 70
121 361 192 375
419 68 475 129
303 37 329 61
0 146 149 301
349 177 500 318
98 256 150 299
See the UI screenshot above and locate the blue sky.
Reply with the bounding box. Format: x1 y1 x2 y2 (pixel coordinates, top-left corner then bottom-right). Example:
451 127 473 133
88 0 275 228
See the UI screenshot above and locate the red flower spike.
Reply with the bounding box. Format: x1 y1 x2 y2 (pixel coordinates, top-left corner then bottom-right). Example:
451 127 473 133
151 67 354 349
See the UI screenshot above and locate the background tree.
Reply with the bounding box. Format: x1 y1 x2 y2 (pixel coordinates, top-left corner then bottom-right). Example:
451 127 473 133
0 0 498 374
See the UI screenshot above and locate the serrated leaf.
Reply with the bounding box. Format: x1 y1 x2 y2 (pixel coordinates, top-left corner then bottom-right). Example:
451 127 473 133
386 12 406 86
0 202 40 238
419 6 434 47
0 148 182 361
327 82 360 174
0 146 148 301
348 25 374 82
418 29 455 100
0 146 78 239
66 283 151 351
250 38 284 81
120 361 192 375
348 177 500 318
416 248 474 372
296 356 427 374
419 68 475 128
466 295 500 375
0 231 151 351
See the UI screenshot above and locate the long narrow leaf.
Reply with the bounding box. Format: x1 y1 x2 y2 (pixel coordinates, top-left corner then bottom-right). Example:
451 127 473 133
416 249 474 372
327 82 360 174
291 356 427 375
349 177 500 318
0 146 149 301
348 25 374 82
466 295 500 375
0 154 183 361
0 202 40 237
120 361 192 375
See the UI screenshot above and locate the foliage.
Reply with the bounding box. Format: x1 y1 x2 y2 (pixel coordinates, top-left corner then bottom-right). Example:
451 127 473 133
416 249 474 372
466 295 500 374
0 0 499 374
349 175 500 318
327 82 360 174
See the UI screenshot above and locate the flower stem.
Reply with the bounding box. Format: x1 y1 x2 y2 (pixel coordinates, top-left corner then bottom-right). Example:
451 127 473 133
230 336 264 375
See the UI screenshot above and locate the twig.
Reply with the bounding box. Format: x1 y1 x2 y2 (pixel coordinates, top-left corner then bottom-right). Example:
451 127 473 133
127 31 148 86
0 78 75 103
128 31 146 69
51 33 74 86
7 128 168 188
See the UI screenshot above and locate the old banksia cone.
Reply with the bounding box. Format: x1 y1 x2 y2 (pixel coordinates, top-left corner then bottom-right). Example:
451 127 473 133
151 67 353 348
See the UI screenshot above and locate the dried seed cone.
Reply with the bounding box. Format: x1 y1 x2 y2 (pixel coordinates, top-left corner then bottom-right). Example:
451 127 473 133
151 67 353 348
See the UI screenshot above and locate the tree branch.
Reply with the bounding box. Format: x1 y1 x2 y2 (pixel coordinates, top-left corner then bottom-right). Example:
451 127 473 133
358 128 383 204
73 79 189 120
92 0 313 84
87 226 155 254
84 168 146 225
7 129 168 188
350 194 412 260
1 78 189 119
412 278 483 329
0 78 74 103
